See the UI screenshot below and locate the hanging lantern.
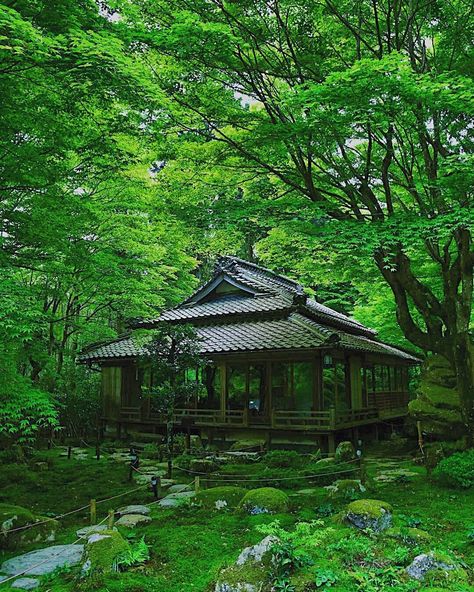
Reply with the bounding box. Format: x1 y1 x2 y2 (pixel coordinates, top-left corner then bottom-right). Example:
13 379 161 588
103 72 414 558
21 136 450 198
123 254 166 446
323 354 333 368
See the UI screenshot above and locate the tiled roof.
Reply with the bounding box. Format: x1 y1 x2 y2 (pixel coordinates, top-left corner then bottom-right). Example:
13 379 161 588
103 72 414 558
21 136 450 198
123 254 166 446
78 256 420 364
137 294 291 324
136 256 376 337
78 314 420 362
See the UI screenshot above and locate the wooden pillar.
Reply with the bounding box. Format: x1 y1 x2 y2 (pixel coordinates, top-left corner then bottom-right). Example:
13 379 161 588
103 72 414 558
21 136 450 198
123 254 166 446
220 362 227 421
328 433 336 455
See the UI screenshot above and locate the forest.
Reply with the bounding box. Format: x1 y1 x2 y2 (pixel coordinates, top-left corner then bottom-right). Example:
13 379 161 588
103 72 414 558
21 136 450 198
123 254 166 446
0 0 473 591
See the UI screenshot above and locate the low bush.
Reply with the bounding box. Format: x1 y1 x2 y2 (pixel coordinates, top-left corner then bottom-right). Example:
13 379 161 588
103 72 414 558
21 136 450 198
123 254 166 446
433 449 474 488
263 450 306 469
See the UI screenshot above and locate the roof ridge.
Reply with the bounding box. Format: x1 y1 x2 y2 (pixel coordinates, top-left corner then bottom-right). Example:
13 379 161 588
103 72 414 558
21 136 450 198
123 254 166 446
217 256 302 293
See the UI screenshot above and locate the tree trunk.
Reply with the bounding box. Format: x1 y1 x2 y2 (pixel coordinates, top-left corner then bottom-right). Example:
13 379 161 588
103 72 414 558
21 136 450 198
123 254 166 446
452 334 474 442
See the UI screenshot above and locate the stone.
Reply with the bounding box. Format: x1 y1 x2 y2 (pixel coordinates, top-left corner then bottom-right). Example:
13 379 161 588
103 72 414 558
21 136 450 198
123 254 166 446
116 505 150 517
215 536 278 592
115 514 151 528
335 441 355 462
11 577 40 590
167 483 192 494
346 499 393 532
133 472 169 486
76 524 116 538
223 451 261 463
238 488 289 515
0 504 58 549
1 545 84 576
236 536 277 566
374 469 418 484
406 552 456 581
81 530 129 575
158 491 196 508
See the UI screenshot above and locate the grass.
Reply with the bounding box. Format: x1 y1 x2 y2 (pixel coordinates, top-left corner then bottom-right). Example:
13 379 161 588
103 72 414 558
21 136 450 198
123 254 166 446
0 445 473 591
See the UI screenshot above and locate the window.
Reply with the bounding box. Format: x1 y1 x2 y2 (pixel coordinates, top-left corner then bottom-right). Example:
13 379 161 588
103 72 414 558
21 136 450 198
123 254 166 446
248 364 265 414
322 360 350 410
201 365 221 409
271 362 314 411
227 364 247 410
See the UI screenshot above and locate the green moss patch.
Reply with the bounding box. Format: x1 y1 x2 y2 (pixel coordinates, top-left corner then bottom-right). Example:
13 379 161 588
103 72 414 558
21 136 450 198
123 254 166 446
346 499 392 519
196 486 247 510
238 487 289 515
82 529 130 575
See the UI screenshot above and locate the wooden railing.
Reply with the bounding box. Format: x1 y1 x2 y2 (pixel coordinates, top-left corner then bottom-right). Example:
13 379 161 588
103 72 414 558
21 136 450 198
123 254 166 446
120 400 407 430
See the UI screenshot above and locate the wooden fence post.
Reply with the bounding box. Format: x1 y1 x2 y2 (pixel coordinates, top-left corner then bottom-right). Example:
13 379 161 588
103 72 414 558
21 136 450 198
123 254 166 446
194 476 200 493
90 499 97 525
107 509 115 530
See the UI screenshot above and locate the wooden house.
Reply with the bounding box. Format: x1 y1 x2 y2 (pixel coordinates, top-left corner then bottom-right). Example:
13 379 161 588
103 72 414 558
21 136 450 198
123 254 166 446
79 257 420 451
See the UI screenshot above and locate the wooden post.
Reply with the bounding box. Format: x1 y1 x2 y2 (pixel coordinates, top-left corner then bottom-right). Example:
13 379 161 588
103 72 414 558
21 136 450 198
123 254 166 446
329 406 336 430
327 433 336 455
157 476 162 498
67 446 72 460
107 509 114 530
195 476 200 493
96 445 100 461
90 499 97 525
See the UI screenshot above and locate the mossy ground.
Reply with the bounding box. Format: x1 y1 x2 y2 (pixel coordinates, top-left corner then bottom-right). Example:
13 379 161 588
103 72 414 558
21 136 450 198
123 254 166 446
0 445 473 591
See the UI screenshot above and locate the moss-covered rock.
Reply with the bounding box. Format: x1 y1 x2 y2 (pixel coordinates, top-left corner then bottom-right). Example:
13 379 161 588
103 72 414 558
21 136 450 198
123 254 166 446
406 552 463 582
335 441 355 462
81 529 130 575
214 536 277 592
384 527 431 545
0 504 58 549
409 355 467 440
345 499 393 532
238 488 289 515
196 486 247 510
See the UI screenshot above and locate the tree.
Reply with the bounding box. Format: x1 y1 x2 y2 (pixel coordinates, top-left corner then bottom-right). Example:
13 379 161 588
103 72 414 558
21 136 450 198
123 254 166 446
127 0 474 436
141 324 203 477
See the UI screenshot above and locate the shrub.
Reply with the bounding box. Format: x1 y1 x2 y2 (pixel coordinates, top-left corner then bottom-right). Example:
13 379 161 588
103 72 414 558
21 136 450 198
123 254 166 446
433 449 474 488
239 487 290 514
263 450 305 469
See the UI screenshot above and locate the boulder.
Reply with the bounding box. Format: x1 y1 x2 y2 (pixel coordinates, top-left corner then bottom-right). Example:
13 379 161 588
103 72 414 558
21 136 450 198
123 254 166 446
196 487 247 510
406 552 456 581
409 355 466 440
0 504 58 549
238 488 289 515
81 530 130 575
11 577 40 590
1 544 84 576
116 505 150 517
345 499 392 532
325 479 366 500
115 514 151 528
215 536 277 592
335 441 355 462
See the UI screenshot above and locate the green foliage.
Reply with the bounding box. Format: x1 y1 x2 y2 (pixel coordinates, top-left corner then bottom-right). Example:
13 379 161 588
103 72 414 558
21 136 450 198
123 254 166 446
263 450 306 469
196 486 247 510
114 537 150 571
314 568 338 588
433 449 474 488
